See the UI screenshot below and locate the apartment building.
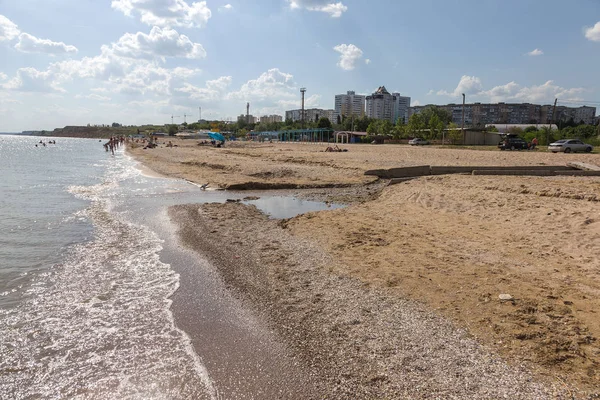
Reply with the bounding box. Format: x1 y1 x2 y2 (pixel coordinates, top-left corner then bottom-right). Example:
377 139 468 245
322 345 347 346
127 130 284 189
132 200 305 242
260 115 283 124
392 93 411 124
410 103 597 126
334 91 366 123
285 108 336 124
366 86 396 122
237 114 258 124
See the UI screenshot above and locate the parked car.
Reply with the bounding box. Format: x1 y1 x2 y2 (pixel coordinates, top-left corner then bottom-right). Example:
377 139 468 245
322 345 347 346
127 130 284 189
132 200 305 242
498 135 528 150
548 139 593 153
409 138 429 145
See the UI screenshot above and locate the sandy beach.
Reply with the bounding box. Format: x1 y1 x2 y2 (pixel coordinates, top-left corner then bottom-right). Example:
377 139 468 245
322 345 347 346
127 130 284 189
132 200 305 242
129 139 600 398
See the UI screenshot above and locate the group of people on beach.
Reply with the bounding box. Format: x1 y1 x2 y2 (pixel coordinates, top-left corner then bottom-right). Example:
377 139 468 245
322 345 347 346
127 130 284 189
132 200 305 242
35 140 55 147
103 136 125 155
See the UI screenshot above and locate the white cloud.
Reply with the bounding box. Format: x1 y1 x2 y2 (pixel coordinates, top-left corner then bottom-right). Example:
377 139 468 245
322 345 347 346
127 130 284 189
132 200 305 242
0 72 7 81
75 93 112 101
412 100 421 106
437 75 482 97
111 0 212 28
584 21 600 42
526 48 543 56
228 68 295 100
110 26 206 60
175 76 232 101
218 4 233 12
109 64 201 96
276 94 321 109
2 67 66 93
15 33 78 54
481 81 520 102
513 80 586 103
426 89 434 95
0 15 20 42
438 76 587 104
288 1 347 17
365 58 371 65
333 44 363 71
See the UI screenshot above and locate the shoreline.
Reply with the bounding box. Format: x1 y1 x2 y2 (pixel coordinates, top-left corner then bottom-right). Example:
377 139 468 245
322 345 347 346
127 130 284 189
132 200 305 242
128 141 600 397
169 202 564 398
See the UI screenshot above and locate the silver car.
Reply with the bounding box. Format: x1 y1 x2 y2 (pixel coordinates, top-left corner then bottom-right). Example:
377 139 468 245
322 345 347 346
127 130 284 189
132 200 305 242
548 139 593 153
409 138 429 145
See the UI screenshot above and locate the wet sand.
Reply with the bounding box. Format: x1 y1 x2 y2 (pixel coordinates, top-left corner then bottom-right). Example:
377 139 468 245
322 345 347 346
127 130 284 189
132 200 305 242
128 140 600 398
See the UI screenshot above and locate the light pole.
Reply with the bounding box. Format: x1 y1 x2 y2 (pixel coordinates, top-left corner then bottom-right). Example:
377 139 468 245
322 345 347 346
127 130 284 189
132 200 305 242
300 88 306 130
461 93 466 143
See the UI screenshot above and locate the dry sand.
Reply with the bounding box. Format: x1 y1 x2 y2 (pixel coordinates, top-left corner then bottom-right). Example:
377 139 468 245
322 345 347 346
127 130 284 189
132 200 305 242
288 174 600 396
128 140 600 397
128 138 599 190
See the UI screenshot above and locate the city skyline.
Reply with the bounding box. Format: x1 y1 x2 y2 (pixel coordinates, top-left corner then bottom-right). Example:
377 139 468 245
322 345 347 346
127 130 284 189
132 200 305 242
1 0 600 131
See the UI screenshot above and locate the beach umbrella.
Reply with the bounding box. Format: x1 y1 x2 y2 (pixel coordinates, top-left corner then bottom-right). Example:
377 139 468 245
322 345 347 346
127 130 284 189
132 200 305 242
208 132 226 142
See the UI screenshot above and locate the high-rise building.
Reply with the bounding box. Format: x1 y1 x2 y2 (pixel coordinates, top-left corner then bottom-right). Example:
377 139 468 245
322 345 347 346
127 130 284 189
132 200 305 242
392 93 411 124
366 86 395 122
334 91 366 124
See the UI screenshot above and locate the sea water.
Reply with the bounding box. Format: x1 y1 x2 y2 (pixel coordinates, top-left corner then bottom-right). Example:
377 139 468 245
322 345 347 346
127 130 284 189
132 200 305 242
0 136 217 399
0 135 341 399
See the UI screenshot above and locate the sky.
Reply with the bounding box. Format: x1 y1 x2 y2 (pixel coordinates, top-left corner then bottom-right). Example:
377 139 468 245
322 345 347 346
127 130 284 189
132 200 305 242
0 0 599 131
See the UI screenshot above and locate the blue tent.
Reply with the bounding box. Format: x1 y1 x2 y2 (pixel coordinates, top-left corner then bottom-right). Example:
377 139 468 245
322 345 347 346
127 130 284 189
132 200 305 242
208 132 226 142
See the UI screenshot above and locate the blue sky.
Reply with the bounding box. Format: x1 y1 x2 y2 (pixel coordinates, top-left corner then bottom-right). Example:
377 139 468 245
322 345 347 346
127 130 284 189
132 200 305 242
1 0 599 131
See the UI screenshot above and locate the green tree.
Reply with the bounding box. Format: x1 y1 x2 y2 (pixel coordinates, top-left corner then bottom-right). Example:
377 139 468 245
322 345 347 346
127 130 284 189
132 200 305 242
378 120 393 136
428 114 444 140
317 117 332 129
420 106 452 127
407 114 426 136
355 116 374 132
574 124 597 138
393 118 407 139
508 126 524 135
523 126 538 133
168 124 178 136
366 121 379 135
487 125 498 132
447 122 462 144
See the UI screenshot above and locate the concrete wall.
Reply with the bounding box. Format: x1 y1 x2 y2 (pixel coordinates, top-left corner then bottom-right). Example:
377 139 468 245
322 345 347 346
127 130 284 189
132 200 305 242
464 131 503 146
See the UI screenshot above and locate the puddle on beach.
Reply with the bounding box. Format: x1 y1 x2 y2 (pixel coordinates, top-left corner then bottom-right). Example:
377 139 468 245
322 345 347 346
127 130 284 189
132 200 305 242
138 178 345 219
243 196 344 219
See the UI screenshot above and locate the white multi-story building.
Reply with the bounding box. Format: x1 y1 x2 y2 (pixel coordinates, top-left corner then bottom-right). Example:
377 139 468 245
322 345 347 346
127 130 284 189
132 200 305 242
260 115 283 124
573 106 597 125
366 86 395 122
238 114 258 124
285 108 336 124
392 93 411 124
334 91 366 124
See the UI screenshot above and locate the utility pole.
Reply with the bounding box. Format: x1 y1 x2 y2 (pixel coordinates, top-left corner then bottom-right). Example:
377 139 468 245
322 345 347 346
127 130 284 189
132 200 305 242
300 87 306 129
461 93 466 143
549 98 557 144
246 102 250 124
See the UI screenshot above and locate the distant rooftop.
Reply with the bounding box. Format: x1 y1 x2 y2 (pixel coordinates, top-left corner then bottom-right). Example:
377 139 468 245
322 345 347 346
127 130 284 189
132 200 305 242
374 86 390 95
